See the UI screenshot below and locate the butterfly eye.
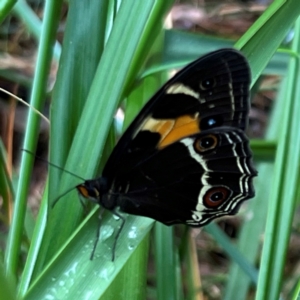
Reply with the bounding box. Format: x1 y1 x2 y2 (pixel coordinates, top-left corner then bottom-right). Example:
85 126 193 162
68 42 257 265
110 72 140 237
194 134 218 152
200 78 216 90
203 187 231 208
77 184 99 199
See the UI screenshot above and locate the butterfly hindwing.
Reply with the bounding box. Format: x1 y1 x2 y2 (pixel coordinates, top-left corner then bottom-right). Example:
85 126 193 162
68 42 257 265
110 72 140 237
101 127 256 226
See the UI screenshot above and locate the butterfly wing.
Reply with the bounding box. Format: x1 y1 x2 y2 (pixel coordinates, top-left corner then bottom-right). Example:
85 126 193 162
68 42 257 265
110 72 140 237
103 49 251 182
102 128 256 226
78 49 256 226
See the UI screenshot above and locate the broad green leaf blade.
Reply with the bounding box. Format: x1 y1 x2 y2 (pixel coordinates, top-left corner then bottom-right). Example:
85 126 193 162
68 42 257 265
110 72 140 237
24 213 153 299
154 224 179 300
237 0 300 84
100 235 150 300
256 18 300 300
162 30 289 77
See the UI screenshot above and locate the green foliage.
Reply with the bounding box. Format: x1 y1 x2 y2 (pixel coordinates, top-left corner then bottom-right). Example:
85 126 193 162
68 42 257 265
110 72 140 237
1 0 300 299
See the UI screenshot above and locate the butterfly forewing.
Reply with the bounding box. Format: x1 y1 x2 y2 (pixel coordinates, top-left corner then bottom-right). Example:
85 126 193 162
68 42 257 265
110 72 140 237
103 49 251 179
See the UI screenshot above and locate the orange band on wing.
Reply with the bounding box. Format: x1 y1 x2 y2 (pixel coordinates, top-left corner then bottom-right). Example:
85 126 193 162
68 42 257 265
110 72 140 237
140 115 200 148
158 115 200 148
151 119 174 136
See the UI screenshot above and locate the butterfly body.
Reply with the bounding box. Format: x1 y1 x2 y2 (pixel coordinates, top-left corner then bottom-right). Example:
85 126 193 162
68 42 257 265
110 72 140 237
77 49 257 237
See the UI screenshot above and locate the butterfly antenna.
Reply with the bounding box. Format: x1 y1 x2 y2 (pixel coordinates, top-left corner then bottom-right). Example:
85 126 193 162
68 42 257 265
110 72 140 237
51 185 79 208
22 149 88 207
22 149 86 181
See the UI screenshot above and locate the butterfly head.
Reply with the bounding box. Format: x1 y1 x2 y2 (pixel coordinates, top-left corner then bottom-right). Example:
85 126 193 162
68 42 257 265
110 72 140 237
76 177 108 205
75 177 121 212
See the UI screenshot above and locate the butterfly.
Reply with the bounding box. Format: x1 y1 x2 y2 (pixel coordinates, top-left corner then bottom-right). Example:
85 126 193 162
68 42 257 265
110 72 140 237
75 48 257 259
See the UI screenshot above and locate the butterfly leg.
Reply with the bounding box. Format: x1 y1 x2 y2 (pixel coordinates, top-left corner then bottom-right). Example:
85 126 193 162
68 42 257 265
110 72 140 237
90 208 105 260
111 210 126 261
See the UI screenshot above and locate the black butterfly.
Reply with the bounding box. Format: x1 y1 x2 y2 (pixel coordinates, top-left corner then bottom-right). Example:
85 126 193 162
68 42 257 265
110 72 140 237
76 48 257 259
